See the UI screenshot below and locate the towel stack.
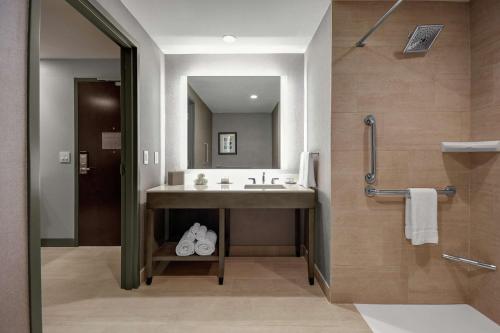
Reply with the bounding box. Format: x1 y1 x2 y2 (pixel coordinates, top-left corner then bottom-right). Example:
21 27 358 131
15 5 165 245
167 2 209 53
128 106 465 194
175 222 218 256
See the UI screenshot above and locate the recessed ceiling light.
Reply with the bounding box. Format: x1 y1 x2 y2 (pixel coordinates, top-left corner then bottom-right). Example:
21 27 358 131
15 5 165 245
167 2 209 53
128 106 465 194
250 94 258 99
222 35 237 43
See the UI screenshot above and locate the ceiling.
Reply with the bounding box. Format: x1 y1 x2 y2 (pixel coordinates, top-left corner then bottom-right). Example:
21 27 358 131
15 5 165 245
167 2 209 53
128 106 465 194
41 0 119 59
120 0 332 54
188 76 280 114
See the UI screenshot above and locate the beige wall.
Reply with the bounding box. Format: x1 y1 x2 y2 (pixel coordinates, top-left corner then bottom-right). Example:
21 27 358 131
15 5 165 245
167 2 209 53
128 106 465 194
0 0 30 332
331 1 471 303
188 86 212 168
469 0 500 324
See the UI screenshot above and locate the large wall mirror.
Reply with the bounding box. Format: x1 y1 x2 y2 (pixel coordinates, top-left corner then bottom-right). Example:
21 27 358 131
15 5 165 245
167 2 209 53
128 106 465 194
187 76 281 169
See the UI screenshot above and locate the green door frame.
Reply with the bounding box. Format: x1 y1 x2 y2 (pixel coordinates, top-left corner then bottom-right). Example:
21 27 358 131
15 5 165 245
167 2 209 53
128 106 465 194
28 0 140 332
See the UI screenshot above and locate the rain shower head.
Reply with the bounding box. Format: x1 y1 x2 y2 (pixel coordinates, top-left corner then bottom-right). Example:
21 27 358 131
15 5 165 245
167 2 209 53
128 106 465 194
403 24 444 54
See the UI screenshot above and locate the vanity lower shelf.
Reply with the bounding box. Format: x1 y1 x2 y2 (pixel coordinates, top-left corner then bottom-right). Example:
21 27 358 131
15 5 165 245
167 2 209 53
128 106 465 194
153 242 219 262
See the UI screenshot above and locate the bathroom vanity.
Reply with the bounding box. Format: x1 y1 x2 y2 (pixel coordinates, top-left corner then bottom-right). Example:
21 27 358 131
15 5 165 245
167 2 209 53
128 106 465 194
145 183 316 285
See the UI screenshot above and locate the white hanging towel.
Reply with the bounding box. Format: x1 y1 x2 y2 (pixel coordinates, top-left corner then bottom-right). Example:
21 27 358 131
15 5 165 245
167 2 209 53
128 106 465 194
175 231 196 256
195 230 217 256
405 188 438 245
298 152 316 188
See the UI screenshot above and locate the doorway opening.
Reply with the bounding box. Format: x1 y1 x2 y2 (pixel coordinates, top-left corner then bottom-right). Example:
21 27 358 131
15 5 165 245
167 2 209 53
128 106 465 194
29 0 139 331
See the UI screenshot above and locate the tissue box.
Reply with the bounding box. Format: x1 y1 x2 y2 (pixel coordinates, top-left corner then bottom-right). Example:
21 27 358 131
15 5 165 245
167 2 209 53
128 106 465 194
167 171 184 185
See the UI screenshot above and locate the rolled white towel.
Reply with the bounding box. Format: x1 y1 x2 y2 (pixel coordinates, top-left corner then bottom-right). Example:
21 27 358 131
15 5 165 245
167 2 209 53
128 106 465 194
195 230 217 256
175 231 195 256
189 222 201 236
183 229 196 242
195 225 208 241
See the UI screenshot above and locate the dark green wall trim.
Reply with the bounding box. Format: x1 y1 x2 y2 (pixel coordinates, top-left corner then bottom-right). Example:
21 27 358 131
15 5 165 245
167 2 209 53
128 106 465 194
120 47 140 289
28 0 42 332
41 239 77 247
66 0 135 48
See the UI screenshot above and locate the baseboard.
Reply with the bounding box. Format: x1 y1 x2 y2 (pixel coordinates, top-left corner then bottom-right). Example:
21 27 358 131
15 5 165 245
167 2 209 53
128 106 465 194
229 245 297 256
314 264 331 302
41 238 76 247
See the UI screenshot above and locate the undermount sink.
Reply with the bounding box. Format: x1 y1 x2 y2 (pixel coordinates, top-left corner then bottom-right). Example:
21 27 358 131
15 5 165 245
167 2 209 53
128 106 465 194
244 184 286 190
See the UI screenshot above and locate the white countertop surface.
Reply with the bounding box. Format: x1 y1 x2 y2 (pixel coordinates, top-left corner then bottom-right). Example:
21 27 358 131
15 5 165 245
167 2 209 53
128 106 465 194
147 183 314 193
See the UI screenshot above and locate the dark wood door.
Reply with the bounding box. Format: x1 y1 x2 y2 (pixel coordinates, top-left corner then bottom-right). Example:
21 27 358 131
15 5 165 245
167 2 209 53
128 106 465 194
78 81 121 246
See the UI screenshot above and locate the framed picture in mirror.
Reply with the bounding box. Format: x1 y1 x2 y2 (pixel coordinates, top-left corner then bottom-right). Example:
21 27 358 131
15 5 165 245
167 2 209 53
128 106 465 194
218 132 237 155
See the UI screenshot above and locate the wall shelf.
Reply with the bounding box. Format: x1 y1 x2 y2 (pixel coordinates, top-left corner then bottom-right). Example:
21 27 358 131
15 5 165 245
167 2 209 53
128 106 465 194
441 141 500 153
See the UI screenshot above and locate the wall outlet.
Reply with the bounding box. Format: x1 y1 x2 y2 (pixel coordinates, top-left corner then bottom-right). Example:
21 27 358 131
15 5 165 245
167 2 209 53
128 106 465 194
143 150 149 165
59 151 71 164
154 151 159 164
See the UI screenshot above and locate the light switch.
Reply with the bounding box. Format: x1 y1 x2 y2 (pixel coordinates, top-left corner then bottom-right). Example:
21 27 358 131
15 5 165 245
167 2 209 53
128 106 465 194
143 150 149 165
154 152 159 165
59 151 71 164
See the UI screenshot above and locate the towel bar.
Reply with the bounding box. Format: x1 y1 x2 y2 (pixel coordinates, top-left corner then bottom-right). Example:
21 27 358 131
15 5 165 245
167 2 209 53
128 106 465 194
365 185 456 198
442 253 496 271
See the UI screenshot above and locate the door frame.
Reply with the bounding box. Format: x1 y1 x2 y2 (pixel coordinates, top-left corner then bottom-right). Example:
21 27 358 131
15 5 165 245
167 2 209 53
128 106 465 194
28 1 140 332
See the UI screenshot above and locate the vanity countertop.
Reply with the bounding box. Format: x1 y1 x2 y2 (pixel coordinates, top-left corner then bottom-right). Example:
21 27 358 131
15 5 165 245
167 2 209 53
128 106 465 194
147 183 314 193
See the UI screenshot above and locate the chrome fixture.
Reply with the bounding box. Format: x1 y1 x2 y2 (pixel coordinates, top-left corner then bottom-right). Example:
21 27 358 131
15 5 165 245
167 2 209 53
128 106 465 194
356 0 405 47
364 115 376 184
365 185 456 198
262 172 266 184
404 25 444 54
271 178 279 184
244 184 286 190
442 253 496 271
248 177 256 184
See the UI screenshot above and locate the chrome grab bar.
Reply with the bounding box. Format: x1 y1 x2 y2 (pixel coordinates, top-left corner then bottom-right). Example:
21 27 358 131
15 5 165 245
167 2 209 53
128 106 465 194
364 115 376 184
365 185 456 198
442 253 496 271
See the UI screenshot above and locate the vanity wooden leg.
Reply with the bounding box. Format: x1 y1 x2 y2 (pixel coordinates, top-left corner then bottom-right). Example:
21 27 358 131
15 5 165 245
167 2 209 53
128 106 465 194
295 209 301 257
308 208 315 285
225 209 230 257
218 208 225 285
146 208 155 285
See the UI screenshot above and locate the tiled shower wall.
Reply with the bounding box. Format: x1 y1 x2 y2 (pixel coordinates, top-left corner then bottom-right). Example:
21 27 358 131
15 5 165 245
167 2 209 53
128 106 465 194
331 1 471 304
469 0 500 324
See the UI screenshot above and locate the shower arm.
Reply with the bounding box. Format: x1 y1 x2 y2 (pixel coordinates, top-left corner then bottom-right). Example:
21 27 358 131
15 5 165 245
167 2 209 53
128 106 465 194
355 0 405 47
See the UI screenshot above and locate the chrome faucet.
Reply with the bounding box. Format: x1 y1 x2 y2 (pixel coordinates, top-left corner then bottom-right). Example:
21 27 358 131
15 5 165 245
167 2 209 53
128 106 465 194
248 177 256 184
262 172 266 184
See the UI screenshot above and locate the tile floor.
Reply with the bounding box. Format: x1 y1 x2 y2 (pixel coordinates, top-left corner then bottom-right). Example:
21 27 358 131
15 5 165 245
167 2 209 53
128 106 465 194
356 304 499 333
42 247 371 333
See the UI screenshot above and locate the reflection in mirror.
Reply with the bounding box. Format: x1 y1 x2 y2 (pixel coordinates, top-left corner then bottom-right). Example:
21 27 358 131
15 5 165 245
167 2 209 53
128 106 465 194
187 76 280 169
